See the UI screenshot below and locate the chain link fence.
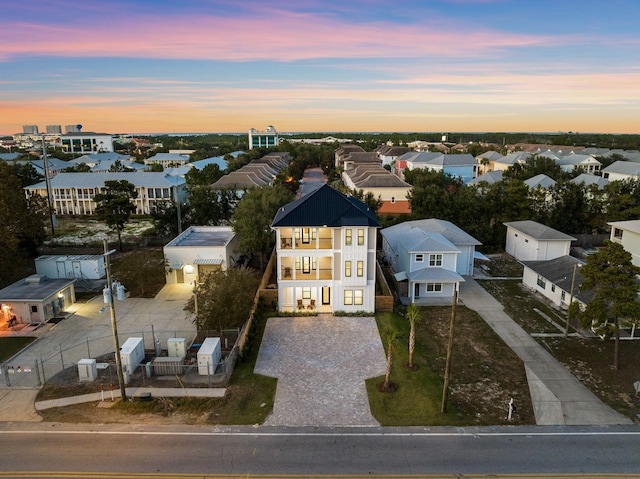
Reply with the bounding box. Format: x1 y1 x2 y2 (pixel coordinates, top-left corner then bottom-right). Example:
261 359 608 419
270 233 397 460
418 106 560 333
1 327 240 389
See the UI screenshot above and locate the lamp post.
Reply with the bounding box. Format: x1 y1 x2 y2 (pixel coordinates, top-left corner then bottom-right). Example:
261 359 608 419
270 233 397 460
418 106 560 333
565 263 580 337
103 240 127 402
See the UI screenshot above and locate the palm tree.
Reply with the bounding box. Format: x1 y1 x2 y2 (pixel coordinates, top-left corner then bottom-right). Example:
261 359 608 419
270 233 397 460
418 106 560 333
382 328 396 391
405 303 421 369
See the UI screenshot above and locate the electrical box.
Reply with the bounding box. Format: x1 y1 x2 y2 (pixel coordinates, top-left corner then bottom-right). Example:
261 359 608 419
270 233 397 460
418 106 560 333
197 338 221 375
120 337 144 375
153 357 184 375
167 338 186 358
77 358 97 382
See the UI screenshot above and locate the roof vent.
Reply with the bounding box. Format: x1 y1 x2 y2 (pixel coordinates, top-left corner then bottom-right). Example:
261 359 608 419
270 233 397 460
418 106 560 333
25 274 47 284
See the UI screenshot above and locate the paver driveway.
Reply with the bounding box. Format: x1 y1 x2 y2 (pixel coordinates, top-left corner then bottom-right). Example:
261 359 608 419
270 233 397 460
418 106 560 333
255 315 386 427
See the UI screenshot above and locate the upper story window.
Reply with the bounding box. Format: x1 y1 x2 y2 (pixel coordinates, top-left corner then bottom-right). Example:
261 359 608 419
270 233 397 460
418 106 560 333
357 229 365 246
357 260 364 277
345 260 352 277
416 254 424 262
429 254 443 267
345 229 352 246
537 275 546 289
613 228 623 240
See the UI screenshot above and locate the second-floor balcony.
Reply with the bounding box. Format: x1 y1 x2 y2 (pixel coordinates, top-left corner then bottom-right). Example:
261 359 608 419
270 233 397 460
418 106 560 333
281 266 332 281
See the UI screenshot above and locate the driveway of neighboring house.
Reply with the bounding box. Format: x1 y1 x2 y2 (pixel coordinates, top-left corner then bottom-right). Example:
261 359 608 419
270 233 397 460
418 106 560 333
255 315 386 427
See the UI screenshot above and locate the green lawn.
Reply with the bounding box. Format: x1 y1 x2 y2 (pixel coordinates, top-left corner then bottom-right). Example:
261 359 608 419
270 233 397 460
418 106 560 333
0 337 36 362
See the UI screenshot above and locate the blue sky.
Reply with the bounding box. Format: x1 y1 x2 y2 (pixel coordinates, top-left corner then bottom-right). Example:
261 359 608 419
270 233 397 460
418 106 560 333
1 0 639 134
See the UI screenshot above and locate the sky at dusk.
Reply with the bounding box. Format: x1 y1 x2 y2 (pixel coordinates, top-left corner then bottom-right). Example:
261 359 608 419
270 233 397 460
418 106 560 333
1 0 639 135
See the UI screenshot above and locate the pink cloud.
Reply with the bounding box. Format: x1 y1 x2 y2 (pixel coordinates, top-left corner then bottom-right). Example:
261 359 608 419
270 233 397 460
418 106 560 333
0 11 551 62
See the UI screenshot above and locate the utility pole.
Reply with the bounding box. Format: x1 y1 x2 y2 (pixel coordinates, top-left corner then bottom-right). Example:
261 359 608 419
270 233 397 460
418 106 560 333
565 263 580 337
103 240 127 402
41 136 55 235
441 289 457 413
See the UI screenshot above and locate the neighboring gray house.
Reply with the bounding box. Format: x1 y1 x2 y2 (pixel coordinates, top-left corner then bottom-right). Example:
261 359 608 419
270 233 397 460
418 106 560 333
504 220 575 261
521 256 590 310
602 161 640 182
525 174 556 190
381 219 481 303
570 173 609 190
468 170 504 186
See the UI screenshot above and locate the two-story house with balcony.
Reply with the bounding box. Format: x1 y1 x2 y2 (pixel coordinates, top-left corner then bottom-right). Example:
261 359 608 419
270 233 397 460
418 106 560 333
271 184 380 314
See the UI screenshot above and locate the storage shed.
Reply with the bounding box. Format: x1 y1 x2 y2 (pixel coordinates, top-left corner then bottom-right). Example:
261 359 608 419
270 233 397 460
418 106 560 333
0 275 76 325
35 254 106 280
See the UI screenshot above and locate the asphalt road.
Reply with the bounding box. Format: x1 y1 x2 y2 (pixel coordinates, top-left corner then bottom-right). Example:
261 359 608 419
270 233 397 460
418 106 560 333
2 425 640 476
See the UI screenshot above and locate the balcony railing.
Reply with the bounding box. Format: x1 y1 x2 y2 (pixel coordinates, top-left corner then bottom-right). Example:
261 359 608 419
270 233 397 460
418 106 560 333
280 237 333 250
281 268 332 280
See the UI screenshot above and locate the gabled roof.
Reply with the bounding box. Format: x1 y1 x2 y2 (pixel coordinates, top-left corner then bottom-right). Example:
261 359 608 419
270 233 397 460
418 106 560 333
468 170 504 185
381 218 481 250
571 173 609 189
498 151 531 165
272 184 380 228
504 220 575 241
556 154 600 166
525 174 556 189
427 153 477 167
602 160 640 176
476 151 504 161
400 229 459 254
521 256 592 303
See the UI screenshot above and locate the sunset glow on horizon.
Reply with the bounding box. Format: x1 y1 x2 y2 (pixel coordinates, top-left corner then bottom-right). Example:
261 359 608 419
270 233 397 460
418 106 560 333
2 0 639 135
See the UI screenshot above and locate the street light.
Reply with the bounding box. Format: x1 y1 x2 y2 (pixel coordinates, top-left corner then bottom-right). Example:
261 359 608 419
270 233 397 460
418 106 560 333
103 240 127 402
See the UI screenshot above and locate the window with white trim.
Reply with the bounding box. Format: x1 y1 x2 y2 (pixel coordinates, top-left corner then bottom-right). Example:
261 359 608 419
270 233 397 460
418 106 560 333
345 260 352 277
429 254 443 267
345 229 352 245
537 275 546 288
357 229 365 245
357 260 364 277
416 254 424 262
302 287 311 299
354 290 363 305
426 283 443 292
344 290 353 305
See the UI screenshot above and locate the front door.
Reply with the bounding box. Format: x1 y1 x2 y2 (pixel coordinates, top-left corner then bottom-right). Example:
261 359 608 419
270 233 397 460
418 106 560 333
414 283 420 298
322 286 331 305
72 261 82 278
56 261 67 278
176 268 184 283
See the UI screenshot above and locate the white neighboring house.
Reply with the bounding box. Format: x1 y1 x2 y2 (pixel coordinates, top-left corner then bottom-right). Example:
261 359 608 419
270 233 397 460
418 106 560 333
24 172 187 215
521 256 590 310
144 153 190 168
555 154 601 174
35 255 106 280
163 226 240 285
602 161 640 182
271 184 380 314
381 219 482 303
61 132 114 154
504 220 575 261
608 220 640 268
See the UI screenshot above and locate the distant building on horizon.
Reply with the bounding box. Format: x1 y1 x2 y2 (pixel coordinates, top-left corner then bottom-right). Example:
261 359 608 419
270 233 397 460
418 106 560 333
46 125 62 134
248 125 278 150
23 125 39 135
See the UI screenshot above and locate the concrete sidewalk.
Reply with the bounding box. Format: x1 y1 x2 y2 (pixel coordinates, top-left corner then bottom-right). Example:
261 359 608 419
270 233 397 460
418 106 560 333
35 387 226 410
459 277 632 426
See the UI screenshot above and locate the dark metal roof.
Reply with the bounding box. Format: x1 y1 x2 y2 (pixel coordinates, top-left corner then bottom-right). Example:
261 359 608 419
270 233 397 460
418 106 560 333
521 256 593 303
271 184 380 228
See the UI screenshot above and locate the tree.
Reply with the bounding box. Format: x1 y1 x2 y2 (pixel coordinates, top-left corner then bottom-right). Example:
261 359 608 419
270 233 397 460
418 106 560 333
0 162 47 286
186 267 260 331
230 185 295 269
379 328 397 392
94 180 138 252
578 240 640 369
405 303 421 370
